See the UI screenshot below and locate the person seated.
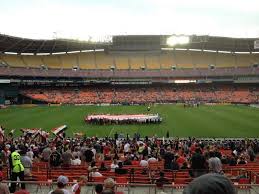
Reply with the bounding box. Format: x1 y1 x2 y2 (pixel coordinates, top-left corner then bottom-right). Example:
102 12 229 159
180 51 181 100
71 155 81 166
236 168 248 181
155 171 170 188
139 156 149 167
237 156 247 165
147 155 157 163
183 173 236 194
115 162 128 175
89 167 103 178
88 161 97 172
110 159 119 172
99 162 108 171
123 155 132 165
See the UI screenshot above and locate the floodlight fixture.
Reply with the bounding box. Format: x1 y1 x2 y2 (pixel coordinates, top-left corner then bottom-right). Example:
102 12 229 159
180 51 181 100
167 35 190 46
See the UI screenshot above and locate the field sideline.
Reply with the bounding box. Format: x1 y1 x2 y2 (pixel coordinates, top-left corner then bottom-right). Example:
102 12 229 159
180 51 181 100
0 104 259 138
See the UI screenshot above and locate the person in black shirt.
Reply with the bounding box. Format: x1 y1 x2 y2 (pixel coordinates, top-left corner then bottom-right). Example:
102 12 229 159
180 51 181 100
84 148 94 163
49 148 61 167
190 148 207 178
99 162 108 171
115 162 128 175
156 171 170 188
164 147 174 170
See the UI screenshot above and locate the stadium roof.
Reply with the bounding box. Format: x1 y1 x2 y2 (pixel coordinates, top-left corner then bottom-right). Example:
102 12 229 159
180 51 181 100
0 34 110 54
0 34 258 54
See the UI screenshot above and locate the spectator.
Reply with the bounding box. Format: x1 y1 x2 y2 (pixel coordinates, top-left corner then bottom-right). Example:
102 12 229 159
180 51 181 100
89 167 103 178
237 156 247 165
147 155 157 163
71 176 87 194
50 189 64 194
48 175 70 194
123 155 132 165
155 171 169 188
62 148 74 167
209 157 223 174
20 149 32 177
102 178 116 194
71 156 81 166
99 162 108 171
163 147 174 170
183 173 236 194
139 156 149 167
236 168 247 180
84 147 94 163
110 159 119 172
95 184 103 194
13 189 30 194
0 171 9 194
42 146 51 162
49 147 61 167
190 148 206 178
115 162 128 175
88 161 97 172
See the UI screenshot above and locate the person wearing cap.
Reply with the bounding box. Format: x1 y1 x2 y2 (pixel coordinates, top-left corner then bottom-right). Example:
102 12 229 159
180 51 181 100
183 173 236 194
48 175 71 194
9 146 25 193
0 171 10 194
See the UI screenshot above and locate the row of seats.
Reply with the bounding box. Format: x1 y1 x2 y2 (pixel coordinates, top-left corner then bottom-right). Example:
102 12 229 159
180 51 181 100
1 51 259 70
21 85 259 104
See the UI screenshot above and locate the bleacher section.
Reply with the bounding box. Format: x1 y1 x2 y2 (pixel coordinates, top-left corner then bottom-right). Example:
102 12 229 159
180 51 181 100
20 84 259 104
1 52 259 70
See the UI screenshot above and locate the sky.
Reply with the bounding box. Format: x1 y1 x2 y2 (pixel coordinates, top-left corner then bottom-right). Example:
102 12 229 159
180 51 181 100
0 0 259 41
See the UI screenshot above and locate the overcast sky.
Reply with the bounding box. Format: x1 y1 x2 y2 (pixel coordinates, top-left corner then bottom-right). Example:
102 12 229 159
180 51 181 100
1 0 259 40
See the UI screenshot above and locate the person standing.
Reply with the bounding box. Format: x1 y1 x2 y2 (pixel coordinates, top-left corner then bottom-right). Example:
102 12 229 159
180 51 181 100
0 171 9 194
9 146 25 193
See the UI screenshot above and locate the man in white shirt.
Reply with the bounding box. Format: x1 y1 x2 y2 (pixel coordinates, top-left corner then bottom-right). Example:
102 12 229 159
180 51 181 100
110 159 119 172
90 167 103 177
124 142 130 153
147 155 157 163
71 156 81 165
140 156 149 167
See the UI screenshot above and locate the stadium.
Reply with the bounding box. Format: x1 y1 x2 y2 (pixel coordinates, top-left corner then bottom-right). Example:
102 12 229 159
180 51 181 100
0 0 259 194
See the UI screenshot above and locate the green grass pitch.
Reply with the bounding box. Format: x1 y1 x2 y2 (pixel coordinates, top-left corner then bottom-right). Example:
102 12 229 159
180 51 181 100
0 104 259 138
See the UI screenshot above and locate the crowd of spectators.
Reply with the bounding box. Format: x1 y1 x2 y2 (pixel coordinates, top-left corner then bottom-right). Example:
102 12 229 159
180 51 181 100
21 84 259 105
0 129 258 193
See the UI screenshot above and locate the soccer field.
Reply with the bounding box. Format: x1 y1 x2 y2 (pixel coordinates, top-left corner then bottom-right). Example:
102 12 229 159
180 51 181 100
0 104 259 138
